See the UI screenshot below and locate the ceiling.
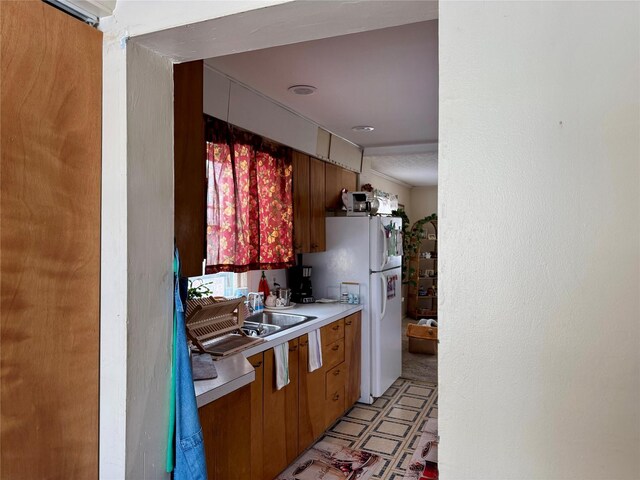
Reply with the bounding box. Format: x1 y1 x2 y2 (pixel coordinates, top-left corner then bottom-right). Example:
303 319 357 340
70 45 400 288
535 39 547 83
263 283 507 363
205 19 439 186
367 152 438 187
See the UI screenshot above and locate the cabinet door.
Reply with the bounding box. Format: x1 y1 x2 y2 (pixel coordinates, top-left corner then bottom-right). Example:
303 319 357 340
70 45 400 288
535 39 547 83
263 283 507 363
325 163 359 211
263 340 299 479
293 151 310 253
309 157 326 252
324 163 341 211
341 168 358 194
174 60 205 277
321 318 345 346
345 312 362 407
298 335 327 450
199 385 252 480
247 353 264 480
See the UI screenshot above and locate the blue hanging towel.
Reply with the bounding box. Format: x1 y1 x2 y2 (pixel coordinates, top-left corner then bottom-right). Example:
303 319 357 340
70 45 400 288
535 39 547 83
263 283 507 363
172 247 208 480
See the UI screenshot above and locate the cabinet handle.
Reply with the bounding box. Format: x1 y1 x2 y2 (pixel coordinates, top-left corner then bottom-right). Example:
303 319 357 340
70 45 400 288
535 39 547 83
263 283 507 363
345 320 352 326
332 345 339 351
332 325 340 331
300 340 308 347
333 393 340 401
289 345 298 352
252 361 263 368
311 243 318 249
333 369 340 376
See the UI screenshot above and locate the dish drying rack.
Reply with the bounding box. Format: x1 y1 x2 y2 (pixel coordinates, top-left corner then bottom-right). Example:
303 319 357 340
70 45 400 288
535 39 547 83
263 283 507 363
185 296 263 357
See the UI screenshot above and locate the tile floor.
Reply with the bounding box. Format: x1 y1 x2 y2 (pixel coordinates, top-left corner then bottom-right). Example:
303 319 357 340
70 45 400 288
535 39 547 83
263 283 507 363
312 378 438 480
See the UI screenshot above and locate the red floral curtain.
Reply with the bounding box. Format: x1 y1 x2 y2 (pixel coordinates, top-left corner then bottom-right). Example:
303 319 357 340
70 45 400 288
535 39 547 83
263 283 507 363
205 120 294 273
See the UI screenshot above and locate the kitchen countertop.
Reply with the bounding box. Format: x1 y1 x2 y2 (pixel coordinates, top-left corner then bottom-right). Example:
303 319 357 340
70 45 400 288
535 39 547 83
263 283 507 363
194 302 363 407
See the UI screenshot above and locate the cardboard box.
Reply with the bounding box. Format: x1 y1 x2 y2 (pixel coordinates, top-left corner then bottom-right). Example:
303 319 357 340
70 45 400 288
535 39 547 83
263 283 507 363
406 323 438 355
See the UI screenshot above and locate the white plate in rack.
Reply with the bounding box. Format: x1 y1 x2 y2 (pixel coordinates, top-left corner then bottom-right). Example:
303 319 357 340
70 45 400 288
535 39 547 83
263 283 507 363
264 303 297 311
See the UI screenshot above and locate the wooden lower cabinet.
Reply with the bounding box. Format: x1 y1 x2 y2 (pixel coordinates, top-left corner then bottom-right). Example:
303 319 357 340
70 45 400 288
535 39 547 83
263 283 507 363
199 385 252 480
299 334 328 449
263 339 300 480
345 312 362 406
248 353 264 480
200 315 361 480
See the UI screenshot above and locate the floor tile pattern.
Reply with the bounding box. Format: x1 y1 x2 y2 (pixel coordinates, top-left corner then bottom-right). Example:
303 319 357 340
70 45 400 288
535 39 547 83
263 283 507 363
318 378 438 480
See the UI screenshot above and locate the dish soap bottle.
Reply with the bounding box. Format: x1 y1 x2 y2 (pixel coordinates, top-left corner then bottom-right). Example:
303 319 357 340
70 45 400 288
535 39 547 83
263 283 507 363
258 270 270 298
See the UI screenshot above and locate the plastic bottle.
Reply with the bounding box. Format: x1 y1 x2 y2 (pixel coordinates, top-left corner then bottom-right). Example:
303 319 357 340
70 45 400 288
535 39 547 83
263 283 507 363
254 293 264 312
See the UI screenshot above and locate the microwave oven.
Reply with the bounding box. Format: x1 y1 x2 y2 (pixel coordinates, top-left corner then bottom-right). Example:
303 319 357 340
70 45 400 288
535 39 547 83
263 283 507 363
345 192 370 216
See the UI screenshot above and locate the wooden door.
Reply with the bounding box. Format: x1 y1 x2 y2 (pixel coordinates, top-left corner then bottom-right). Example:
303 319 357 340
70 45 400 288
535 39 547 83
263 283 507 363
292 151 310 253
199 385 252 480
248 353 264 480
345 312 362 407
309 157 326 252
298 334 328 450
263 339 300 479
1 2 101 478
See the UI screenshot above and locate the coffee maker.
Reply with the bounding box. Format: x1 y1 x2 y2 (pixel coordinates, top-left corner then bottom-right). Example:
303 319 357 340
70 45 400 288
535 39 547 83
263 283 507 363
288 256 315 304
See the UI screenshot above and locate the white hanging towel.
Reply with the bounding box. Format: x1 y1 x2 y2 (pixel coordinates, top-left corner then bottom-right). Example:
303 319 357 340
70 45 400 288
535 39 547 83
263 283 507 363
307 329 323 373
273 342 290 390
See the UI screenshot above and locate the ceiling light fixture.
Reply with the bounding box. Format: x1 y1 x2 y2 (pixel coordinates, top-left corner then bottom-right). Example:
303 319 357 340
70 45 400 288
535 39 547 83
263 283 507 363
352 125 375 132
287 85 317 96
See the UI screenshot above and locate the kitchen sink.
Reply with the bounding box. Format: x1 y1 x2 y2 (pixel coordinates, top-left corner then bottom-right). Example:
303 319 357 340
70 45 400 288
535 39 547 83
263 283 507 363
241 312 318 337
241 321 282 338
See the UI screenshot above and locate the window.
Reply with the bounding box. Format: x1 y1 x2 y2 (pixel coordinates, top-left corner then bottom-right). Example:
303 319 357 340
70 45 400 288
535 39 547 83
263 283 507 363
204 116 294 274
188 271 247 299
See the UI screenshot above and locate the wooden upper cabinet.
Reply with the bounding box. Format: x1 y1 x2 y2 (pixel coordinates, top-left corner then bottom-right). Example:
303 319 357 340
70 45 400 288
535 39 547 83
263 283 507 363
325 163 341 211
309 157 326 252
293 151 311 254
174 60 205 277
341 168 358 195
325 163 359 211
293 151 326 253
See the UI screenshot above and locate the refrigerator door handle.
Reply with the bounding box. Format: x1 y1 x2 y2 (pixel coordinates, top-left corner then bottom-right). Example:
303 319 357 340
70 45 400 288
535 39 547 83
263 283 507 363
380 273 387 320
380 224 388 270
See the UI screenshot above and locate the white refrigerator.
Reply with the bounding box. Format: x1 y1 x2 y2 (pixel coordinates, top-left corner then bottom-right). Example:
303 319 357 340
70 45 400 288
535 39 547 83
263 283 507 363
304 216 403 404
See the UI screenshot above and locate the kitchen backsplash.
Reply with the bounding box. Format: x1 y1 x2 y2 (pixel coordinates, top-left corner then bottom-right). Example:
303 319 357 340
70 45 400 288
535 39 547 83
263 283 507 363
246 269 288 293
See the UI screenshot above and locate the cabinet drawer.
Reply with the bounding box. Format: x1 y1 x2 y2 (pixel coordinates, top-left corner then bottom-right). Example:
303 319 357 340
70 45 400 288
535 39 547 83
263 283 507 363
321 319 344 346
323 339 344 370
326 387 345 425
326 363 346 400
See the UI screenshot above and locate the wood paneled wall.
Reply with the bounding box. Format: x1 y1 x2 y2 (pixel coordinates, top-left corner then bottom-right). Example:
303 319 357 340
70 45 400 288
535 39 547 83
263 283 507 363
174 61 206 277
1 2 101 477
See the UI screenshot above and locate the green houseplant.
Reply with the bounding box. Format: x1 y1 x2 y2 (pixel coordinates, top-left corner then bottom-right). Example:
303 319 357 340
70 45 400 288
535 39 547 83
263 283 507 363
392 209 437 286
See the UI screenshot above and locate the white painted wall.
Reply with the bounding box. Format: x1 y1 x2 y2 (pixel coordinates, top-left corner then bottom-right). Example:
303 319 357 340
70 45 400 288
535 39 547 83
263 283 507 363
360 157 413 220
100 0 291 37
100 25 128 479
410 186 437 223
124 42 174 479
439 2 640 479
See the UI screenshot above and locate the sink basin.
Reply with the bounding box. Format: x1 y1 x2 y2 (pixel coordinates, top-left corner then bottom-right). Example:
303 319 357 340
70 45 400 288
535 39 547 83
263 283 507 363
242 312 318 337
241 321 282 338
